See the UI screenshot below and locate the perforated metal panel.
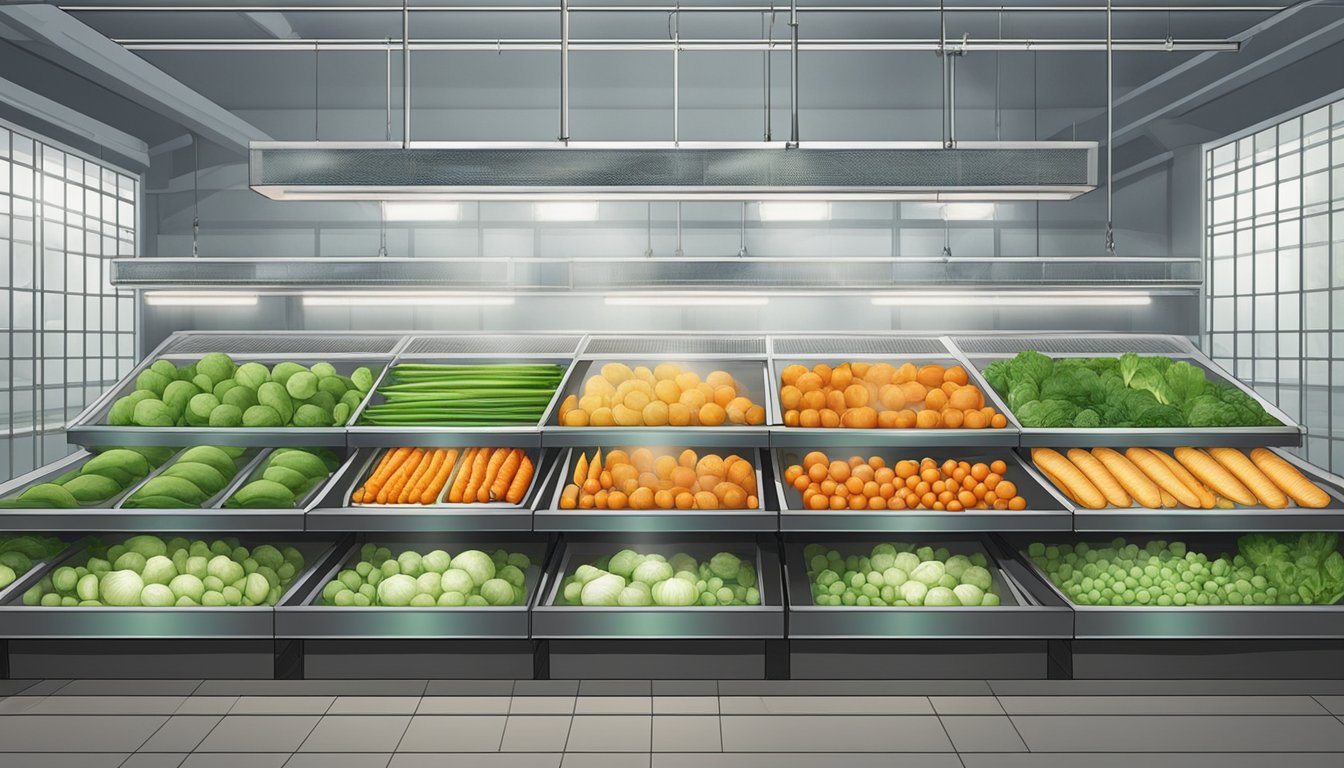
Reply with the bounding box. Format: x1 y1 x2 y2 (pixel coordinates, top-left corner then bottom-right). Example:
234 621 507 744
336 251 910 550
251 144 1096 199
772 336 951 356
951 335 1191 355
402 334 583 356
582 335 766 357
160 333 404 356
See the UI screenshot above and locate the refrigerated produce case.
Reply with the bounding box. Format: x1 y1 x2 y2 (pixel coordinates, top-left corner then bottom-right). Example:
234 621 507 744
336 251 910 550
3 330 1339 679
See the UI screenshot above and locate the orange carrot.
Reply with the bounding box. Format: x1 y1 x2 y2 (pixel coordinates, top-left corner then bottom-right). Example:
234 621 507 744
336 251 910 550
505 455 535 504
403 449 445 504
396 449 436 504
1209 447 1288 509
462 447 491 502
356 447 407 503
447 447 477 503
377 448 423 504
1174 447 1257 506
478 448 511 503
421 448 459 504
1150 448 1217 508
573 451 589 485
1249 448 1329 508
491 449 525 501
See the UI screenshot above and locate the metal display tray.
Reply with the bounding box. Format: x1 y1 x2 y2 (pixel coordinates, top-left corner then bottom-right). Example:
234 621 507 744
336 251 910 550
1001 533 1344 639
531 535 784 639
0 536 342 639
0 536 84 604
1039 447 1344 532
67 353 389 450
541 357 773 449
775 448 1072 533
783 536 1072 639
0 447 325 532
307 447 554 532
347 352 577 450
766 335 1020 449
949 332 1304 448
276 534 552 639
535 447 777 533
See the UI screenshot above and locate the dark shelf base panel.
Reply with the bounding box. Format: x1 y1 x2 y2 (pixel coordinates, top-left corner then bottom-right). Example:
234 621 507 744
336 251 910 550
789 639 1054 680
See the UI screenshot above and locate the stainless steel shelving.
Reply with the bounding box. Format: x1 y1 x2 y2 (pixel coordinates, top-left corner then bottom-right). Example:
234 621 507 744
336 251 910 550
0 537 341 639
276 535 551 640
542 335 773 449
949 332 1304 448
767 334 1021 449
347 333 581 449
1063 448 1344 532
775 448 1073 533
534 447 777 533
783 536 1072 639
306 447 555 533
66 332 403 449
1002 533 1344 639
531 536 784 639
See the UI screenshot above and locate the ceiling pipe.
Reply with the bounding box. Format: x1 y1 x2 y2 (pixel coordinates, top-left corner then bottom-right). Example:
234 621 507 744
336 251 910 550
116 37 1242 52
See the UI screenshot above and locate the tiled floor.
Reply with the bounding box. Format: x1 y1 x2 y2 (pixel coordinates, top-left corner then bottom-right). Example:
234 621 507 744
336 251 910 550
1 678 1343 767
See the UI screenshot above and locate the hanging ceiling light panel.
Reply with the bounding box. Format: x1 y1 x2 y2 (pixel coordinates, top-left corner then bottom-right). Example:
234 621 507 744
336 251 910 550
248 141 1098 202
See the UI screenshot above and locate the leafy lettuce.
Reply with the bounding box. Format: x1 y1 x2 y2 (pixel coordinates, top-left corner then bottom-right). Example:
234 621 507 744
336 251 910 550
988 351 1282 428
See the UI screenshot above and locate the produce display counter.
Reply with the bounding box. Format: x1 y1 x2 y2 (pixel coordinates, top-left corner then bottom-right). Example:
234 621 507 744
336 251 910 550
950 332 1303 448
767 334 1021 449
1060 447 1344 533
0 536 341 639
306 447 554 533
533 447 778 533
346 333 581 449
541 334 773 449
775 448 1072 533
66 332 403 449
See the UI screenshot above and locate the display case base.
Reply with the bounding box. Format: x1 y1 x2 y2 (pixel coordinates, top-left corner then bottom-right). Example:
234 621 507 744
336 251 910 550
789 639 1055 679
546 640 783 680
6 639 293 679
299 640 538 680
1065 639 1344 679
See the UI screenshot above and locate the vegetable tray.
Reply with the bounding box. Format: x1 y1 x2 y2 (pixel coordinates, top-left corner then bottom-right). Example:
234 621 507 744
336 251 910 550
783 537 1072 639
0 537 341 639
531 535 784 639
950 333 1303 448
276 535 551 639
534 447 778 533
68 352 389 449
1060 448 1344 532
767 334 1020 449
1003 533 1344 639
542 357 773 449
307 448 554 533
775 449 1072 533
346 352 576 450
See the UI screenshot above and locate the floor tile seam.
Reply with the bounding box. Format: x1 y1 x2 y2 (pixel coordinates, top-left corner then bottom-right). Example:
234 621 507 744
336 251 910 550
930 712 960 757
129 711 181 756
994 709 1032 753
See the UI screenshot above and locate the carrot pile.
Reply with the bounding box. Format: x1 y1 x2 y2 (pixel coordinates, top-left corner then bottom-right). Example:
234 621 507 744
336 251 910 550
350 446 534 505
1030 446 1331 510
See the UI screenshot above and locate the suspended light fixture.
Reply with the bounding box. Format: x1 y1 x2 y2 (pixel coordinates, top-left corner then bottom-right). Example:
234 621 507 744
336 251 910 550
248 1 1097 203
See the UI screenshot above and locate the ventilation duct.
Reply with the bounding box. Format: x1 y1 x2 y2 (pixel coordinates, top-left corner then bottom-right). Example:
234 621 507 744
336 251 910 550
249 141 1098 202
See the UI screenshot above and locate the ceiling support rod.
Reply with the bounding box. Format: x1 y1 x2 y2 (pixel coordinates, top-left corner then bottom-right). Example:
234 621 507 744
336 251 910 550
401 0 410 147
1105 0 1115 256
787 0 799 147
560 0 571 143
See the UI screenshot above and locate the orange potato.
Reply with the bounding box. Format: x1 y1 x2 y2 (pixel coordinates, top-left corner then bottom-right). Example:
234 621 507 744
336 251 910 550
780 364 807 386
916 364 946 387
699 402 727 426
924 389 948 411
915 409 942 428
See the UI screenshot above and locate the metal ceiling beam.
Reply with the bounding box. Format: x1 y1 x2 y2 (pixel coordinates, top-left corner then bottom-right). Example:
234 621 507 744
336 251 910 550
0 3 269 152
0 73 149 166
59 4 1289 12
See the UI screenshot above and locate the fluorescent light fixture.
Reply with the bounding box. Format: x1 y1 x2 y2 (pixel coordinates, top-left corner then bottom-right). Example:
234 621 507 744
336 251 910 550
872 291 1153 307
381 201 461 221
604 293 770 307
303 292 515 307
941 203 996 221
535 201 598 221
144 291 258 307
758 201 831 221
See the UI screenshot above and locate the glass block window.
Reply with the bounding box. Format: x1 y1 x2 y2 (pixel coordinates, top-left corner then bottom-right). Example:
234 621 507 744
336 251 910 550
0 121 138 477
1204 96 1344 474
